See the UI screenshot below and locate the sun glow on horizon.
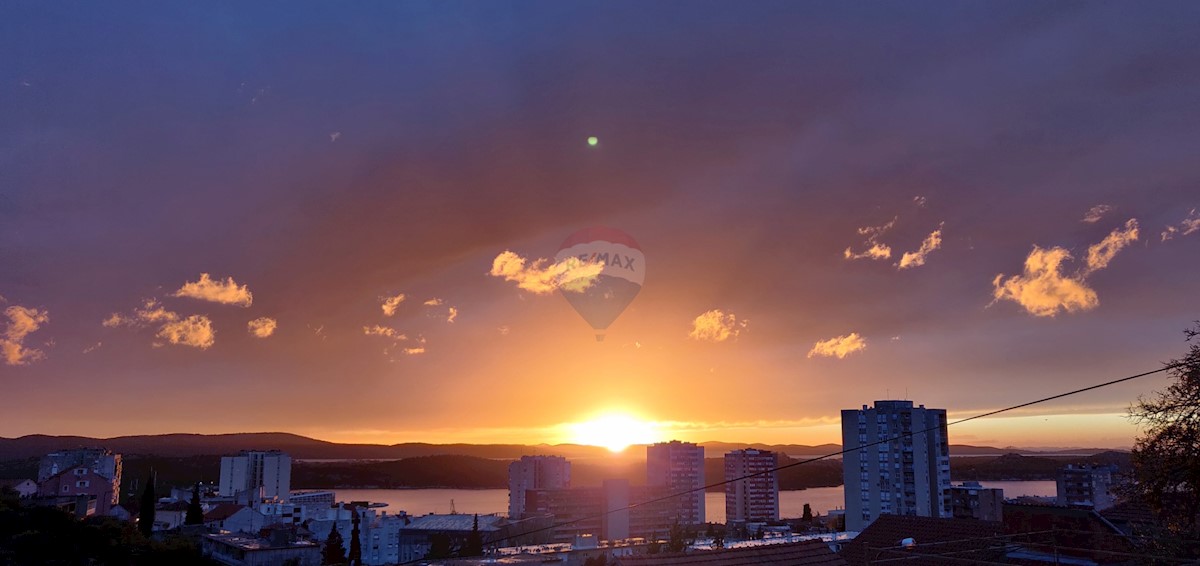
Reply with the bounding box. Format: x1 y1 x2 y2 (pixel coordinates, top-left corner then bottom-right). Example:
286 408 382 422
566 413 662 452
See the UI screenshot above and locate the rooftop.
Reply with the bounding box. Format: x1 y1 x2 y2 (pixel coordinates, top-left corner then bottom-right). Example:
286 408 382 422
404 513 504 532
618 540 846 566
203 532 316 551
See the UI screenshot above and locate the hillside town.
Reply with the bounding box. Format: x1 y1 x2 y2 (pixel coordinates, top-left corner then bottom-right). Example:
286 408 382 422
0 399 1173 565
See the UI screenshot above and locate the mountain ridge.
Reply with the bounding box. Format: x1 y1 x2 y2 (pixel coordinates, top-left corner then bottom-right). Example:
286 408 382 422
0 432 1126 461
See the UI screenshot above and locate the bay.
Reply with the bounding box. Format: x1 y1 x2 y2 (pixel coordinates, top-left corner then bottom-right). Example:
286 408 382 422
333 480 1055 524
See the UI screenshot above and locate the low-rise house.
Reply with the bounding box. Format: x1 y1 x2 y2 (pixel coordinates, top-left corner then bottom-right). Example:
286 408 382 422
107 504 133 521
154 500 191 530
36 466 118 515
200 530 320 566
205 503 268 533
0 478 38 498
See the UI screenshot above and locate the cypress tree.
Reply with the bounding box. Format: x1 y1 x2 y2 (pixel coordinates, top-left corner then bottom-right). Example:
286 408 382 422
347 508 362 566
322 522 347 565
138 470 156 537
463 514 483 556
185 482 204 525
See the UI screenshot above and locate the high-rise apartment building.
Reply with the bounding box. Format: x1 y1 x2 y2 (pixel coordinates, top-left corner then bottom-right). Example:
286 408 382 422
842 400 951 531
646 440 705 525
219 450 291 502
724 449 779 524
508 455 571 519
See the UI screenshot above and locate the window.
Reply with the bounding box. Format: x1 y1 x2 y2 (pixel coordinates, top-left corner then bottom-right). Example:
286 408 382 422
76 480 90 488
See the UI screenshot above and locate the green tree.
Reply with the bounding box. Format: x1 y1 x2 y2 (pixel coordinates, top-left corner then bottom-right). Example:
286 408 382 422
185 482 204 525
646 531 661 554
322 523 347 565
348 509 363 565
138 469 157 537
462 513 484 556
802 503 813 522
1125 322 1200 556
666 520 687 553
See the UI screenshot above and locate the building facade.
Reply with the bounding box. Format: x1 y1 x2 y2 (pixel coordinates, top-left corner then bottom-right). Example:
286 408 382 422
219 450 291 502
36 466 119 515
36 449 121 514
307 503 408 566
646 441 705 526
508 455 571 519
950 481 1004 521
841 400 951 532
1056 464 1117 511
724 449 779 524
525 481 675 543
201 531 320 566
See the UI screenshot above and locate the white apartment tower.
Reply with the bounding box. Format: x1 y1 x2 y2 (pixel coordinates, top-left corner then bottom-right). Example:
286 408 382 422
508 455 571 519
842 400 951 532
646 441 705 525
219 450 292 502
724 449 779 524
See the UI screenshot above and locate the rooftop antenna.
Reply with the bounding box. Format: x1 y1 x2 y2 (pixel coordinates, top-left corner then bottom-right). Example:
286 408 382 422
450 499 456 514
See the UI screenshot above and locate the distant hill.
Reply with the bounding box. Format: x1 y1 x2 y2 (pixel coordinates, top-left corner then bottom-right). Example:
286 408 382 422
0 432 1126 462
950 451 1132 481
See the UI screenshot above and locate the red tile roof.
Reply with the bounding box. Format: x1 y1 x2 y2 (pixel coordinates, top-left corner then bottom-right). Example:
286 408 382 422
204 503 247 522
618 540 846 565
839 515 1007 566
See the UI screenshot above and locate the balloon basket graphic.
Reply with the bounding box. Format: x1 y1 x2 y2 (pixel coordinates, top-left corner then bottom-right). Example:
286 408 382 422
555 226 644 342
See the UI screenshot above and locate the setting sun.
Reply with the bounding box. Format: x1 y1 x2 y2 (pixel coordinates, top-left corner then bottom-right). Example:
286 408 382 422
567 414 662 452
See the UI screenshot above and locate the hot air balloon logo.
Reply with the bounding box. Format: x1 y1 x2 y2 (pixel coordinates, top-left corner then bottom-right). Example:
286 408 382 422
555 227 644 341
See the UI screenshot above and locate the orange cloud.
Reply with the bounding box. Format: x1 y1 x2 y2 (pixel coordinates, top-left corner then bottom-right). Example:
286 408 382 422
688 309 747 342
381 293 406 317
844 243 892 261
991 246 1098 317
2 305 50 366
807 332 867 359
488 251 604 294
247 317 277 338
173 273 253 307
155 315 215 349
1084 219 1138 275
1160 209 1200 242
844 217 897 261
363 325 405 340
103 299 179 328
897 224 944 270
1081 204 1113 223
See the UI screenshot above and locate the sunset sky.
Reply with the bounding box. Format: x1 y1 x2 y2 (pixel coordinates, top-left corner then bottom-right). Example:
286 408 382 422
2 3 1198 450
